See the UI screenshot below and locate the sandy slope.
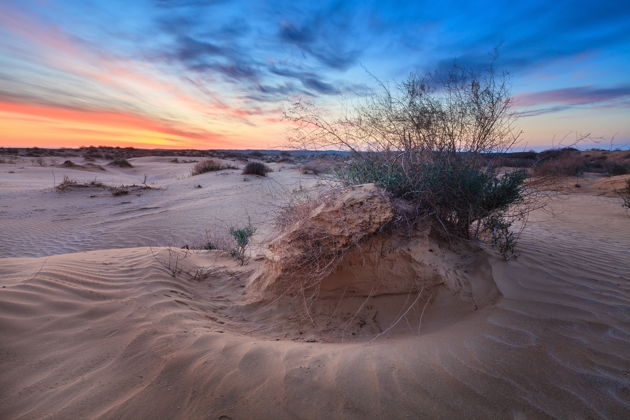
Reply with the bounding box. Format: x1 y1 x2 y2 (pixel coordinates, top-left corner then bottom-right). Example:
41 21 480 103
1 159 629 418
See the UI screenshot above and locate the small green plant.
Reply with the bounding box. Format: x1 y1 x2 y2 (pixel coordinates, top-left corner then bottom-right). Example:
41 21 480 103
229 223 256 264
337 158 527 240
484 214 518 260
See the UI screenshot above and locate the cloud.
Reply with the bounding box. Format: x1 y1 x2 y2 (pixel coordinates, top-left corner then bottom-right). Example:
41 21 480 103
510 84 630 117
514 85 630 107
279 20 361 70
153 0 229 8
269 66 340 94
424 0 630 77
2 0 629 148
153 9 351 98
512 106 571 118
301 77 339 95
274 1 373 71
0 99 225 143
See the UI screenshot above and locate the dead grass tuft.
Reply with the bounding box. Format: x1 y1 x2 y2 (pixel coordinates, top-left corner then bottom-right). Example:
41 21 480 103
191 159 237 175
55 176 154 196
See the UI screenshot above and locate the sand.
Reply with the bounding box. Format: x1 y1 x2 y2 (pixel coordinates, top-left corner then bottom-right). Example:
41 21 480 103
0 156 322 257
1 157 629 419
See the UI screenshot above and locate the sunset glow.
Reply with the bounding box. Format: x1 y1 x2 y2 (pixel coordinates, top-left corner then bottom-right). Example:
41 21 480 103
1 0 629 150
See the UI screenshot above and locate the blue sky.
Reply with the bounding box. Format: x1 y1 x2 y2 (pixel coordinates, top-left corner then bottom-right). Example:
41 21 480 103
1 0 629 149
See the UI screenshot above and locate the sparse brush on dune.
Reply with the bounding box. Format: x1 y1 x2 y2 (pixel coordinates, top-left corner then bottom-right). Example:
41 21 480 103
242 162 271 176
108 159 133 168
184 222 257 265
191 159 236 175
110 187 129 196
55 176 153 196
300 159 341 175
55 175 79 191
286 63 532 256
532 148 630 177
338 158 527 241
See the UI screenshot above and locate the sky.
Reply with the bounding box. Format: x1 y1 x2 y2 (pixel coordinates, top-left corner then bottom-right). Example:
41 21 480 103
0 0 629 150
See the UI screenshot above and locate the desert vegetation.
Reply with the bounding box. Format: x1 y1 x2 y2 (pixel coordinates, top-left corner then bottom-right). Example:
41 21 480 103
185 222 257 265
229 223 256 264
242 161 271 176
55 176 106 191
531 147 630 177
287 64 529 256
108 158 133 168
620 179 630 209
191 159 237 175
55 176 154 196
300 159 343 175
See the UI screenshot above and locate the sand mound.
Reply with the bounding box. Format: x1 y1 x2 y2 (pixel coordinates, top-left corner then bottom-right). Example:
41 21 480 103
248 184 393 298
248 183 499 314
319 230 499 308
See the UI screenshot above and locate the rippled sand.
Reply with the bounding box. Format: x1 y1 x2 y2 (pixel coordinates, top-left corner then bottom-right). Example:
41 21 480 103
1 157 629 418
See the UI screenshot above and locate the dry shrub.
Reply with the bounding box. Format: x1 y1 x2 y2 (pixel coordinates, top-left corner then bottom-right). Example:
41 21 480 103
300 159 341 175
532 148 630 177
191 159 236 175
274 197 318 230
286 62 532 246
108 159 133 168
171 158 198 163
619 179 630 209
55 177 153 196
242 162 271 176
185 228 234 251
604 162 630 176
61 160 78 167
339 158 527 239
111 187 129 196
493 157 536 168
55 176 78 191
274 188 339 230
532 152 586 177
55 177 107 192
187 222 257 264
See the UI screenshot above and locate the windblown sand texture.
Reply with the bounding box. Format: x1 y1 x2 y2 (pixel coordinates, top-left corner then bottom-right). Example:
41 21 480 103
1 156 629 419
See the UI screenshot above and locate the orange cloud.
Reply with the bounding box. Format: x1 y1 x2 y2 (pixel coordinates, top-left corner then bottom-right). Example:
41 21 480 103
0 101 227 148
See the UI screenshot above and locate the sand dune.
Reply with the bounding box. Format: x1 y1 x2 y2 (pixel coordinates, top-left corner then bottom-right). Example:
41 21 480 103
1 157 629 418
0 156 320 257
